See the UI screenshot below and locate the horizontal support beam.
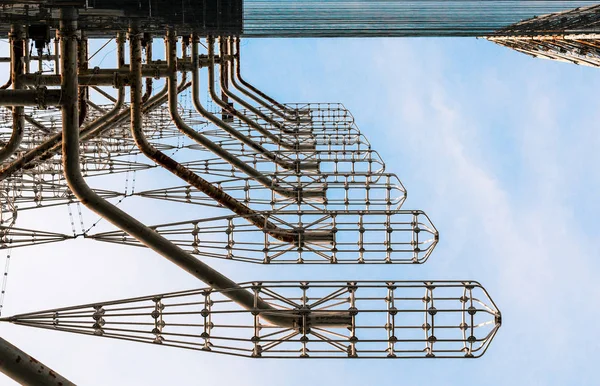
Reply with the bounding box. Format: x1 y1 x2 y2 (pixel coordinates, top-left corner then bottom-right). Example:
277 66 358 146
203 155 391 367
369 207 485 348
0 89 62 106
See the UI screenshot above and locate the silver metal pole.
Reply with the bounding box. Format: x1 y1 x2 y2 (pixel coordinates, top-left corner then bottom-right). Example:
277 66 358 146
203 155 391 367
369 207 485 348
0 89 62 106
0 336 75 386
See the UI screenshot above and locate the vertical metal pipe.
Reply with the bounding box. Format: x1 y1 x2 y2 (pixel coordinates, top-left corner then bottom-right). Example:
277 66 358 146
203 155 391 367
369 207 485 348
0 25 25 164
53 37 59 75
0 47 11 89
0 336 75 386
78 31 88 126
141 33 153 103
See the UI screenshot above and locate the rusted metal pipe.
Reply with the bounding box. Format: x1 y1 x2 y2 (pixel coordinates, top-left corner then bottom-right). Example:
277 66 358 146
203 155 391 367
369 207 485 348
60 21 340 329
53 38 59 75
0 89 63 106
0 336 75 386
228 37 302 123
0 25 25 164
141 32 153 103
78 31 88 126
19 65 171 87
144 30 312 243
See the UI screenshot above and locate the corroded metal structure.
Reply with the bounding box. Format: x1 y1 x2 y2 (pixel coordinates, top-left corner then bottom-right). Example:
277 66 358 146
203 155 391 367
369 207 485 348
487 4 600 67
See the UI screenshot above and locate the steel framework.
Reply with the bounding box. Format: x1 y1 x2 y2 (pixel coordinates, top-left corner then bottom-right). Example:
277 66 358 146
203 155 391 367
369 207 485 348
15 0 600 382
487 4 600 67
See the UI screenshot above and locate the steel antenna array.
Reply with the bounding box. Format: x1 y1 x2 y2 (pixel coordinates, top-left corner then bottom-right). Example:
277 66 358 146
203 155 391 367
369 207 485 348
5 0 599 382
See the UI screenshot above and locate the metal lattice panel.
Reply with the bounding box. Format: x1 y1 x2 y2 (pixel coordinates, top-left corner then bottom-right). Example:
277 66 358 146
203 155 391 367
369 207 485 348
89 210 438 264
1 281 501 358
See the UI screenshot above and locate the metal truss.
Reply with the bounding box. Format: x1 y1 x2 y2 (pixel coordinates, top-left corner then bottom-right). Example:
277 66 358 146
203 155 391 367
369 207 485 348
487 4 600 67
90 209 437 264
1 281 501 359
0 4 508 382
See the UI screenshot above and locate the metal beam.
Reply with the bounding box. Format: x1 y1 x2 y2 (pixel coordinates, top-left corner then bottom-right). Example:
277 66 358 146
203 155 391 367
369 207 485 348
0 336 75 386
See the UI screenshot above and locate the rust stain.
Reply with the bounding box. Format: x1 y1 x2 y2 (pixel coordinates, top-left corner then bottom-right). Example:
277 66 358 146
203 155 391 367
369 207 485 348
49 370 57 378
28 355 39 363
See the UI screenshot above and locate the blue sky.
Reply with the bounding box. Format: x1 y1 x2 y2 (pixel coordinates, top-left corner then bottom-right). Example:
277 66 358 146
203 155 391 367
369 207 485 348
1 36 600 385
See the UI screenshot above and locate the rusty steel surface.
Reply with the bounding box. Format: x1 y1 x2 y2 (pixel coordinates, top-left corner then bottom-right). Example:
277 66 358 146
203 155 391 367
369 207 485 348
487 4 600 67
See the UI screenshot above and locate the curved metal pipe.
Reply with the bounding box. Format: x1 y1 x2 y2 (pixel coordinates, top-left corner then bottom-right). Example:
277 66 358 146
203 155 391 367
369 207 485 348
178 36 323 199
60 20 341 328
227 37 300 123
163 31 331 244
209 39 313 150
213 39 313 150
60 15 276 326
207 37 302 139
190 37 319 173
233 37 303 118
0 25 25 164
147 30 324 243
192 40 315 158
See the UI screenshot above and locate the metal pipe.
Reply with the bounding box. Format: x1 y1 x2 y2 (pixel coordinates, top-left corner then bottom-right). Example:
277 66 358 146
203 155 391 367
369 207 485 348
0 89 63 106
0 48 11 89
0 55 59 63
208 37 303 140
78 31 88 126
19 65 171 87
233 37 302 117
176 37 324 200
228 37 301 123
53 38 59 75
217 38 315 151
0 336 75 386
0 25 25 164
189 37 320 177
142 30 308 243
142 32 153 103
59 18 334 329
